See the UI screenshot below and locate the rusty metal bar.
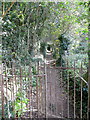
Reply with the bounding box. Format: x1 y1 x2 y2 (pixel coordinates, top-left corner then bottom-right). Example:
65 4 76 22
75 72 88 86
14 65 17 118
55 62 57 116
30 67 33 118
38 61 40 116
61 59 63 118
49 63 52 116
41 74 44 115
40 75 43 114
5 64 7 99
12 65 14 100
11 66 85 70
1 60 88 119
44 59 47 118
42 66 84 70
36 62 39 118
88 80 90 119
10 71 13 107
74 61 76 118
28 65 31 118
45 65 47 118
38 61 42 116
43 61 46 117
20 67 22 117
12 64 15 117
50 75 52 116
23 66 26 118
5 64 8 117
2 74 46 77
1 74 4 118
80 62 83 119
54 68 56 115
39 62 43 115
67 61 69 118
39 62 45 117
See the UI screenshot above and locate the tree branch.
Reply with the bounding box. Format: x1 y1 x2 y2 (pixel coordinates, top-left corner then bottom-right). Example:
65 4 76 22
2 0 16 18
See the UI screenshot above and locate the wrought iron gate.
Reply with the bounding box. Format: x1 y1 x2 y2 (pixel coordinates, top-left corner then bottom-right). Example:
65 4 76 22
0 60 89 119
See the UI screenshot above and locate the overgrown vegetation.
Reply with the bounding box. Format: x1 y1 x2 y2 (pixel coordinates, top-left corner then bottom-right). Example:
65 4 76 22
1 1 90 119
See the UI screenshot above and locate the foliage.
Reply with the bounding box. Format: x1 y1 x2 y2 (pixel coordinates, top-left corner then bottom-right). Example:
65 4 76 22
14 91 29 117
1 1 89 119
2 2 50 66
40 42 47 57
67 69 88 118
2 2 88 66
53 34 70 66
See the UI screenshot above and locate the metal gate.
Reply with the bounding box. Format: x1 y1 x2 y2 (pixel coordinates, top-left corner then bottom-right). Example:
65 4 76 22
0 60 89 119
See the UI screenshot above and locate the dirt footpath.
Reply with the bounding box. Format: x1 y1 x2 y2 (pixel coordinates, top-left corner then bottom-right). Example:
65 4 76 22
44 53 74 118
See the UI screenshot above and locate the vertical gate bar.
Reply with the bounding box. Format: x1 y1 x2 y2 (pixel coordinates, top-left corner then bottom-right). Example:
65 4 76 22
36 62 39 118
12 64 15 117
28 65 30 118
55 61 57 116
50 73 52 116
80 62 83 119
11 62 13 104
14 65 17 118
24 65 27 115
40 76 43 114
9 63 12 106
47 64 49 115
0 62 2 118
54 68 55 115
5 64 7 102
15 67 17 98
28 76 30 118
38 61 42 116
67 60 69 118
44 60 46 117
20 67 22 117
39 61 42 114
1 74 4 118
87 67 89 120
30 67 33 118
10 68 12 106
44 59 47 118
61 59 63 118
49 65 52 116
12 65 14 103
22 66 25 118
29 65 32 118
41 70 44 115
74 61 76 118
38 61 40 116
87 68 89 120
15 68 20 119
5 64 8 117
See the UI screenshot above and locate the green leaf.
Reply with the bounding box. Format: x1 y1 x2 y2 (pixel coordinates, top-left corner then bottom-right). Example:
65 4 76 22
85 37 89 40
0 55 2 58
82 30 88 33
